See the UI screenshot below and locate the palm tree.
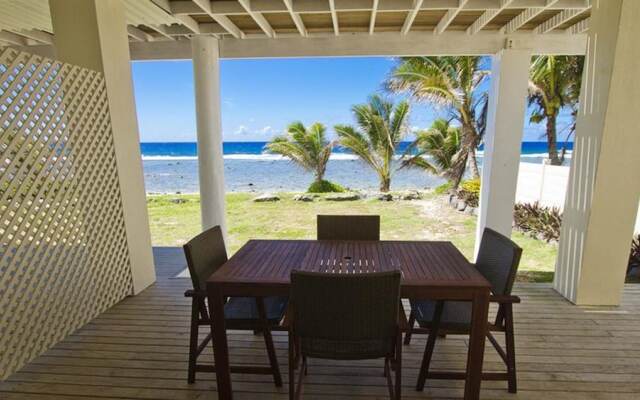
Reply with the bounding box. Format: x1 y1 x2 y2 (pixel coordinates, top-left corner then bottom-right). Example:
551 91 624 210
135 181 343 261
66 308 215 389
528 55 584 165
334 95 410 192
265 121 335 191
400 118 463 186
386 56 488 184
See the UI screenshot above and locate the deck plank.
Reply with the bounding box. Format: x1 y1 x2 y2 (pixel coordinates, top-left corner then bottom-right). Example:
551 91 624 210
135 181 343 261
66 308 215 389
1 246 639 400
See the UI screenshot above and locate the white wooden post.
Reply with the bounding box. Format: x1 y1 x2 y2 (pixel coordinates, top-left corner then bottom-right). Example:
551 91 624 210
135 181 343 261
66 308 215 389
475 48 531 255
49 0 156 294
191 36 226 234
555 0 640 305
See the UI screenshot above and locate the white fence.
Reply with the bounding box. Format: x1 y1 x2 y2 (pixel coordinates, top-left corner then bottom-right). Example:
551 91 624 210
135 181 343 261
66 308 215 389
515 162 640 234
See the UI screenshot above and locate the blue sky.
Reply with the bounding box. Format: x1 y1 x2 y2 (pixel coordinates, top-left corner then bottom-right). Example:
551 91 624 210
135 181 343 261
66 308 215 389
131 57 574 143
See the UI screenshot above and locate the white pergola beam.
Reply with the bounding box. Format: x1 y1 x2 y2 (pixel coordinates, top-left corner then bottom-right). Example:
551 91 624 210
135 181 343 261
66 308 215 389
283 0 307 36
436 0 469 34
187 0 245 38
401 0 424 35
147 24 175 40
503 0 559 34
369 0 379 34
175 14 201 34
127 25 154 42
565 16 589 33
534 8 585 33
467 0 514 35
0 30 28 46
11 29 53 45
238 0 276 38
329 0 339 35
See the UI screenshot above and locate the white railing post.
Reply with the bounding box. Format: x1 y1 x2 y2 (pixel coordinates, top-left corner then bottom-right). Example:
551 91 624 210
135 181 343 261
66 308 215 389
555 0 640 305
475 48 531 256
191 36 226 234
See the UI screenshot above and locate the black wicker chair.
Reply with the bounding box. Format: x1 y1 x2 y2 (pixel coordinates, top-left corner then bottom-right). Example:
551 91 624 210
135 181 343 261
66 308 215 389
317 215 380 241
287 271 404 400
183 226 287 385
404 228 523 393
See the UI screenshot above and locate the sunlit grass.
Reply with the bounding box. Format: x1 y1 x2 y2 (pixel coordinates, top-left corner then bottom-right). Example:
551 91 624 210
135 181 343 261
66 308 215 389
146 192 557 282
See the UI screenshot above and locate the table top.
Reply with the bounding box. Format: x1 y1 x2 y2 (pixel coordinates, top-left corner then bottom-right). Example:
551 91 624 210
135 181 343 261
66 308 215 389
207 240 491 296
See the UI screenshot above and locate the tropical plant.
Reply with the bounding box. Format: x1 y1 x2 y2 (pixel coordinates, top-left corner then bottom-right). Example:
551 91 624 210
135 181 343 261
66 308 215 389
629 234 640 279
334 95 410 192
400 118 462 185
265 121 340 192
386 56 489 186
513 202 563 242
457 178 480 207
528 55 584 165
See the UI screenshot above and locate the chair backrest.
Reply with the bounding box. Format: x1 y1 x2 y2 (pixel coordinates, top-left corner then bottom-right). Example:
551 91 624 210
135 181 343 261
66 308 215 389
183 226 228 292
475 228 523 296
317 215 380 241
290 270 401 360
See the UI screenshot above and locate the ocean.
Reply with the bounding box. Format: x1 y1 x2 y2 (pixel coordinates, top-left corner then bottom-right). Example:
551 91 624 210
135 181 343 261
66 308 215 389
141 141 573 194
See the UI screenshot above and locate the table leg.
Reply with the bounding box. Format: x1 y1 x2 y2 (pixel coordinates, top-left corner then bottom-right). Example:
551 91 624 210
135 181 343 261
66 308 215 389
464 289 489 400
208 286 232 399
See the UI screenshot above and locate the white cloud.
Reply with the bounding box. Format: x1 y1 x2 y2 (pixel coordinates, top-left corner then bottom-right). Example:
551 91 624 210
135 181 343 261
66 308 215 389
234 125 249 135
259 126 275 134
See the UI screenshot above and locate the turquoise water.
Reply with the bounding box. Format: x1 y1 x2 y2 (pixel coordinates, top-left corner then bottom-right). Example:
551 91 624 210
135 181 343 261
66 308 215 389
141 141 571 194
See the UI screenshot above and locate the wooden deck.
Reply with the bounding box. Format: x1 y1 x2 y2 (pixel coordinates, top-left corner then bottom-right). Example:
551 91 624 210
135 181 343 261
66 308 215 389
1 247 639 400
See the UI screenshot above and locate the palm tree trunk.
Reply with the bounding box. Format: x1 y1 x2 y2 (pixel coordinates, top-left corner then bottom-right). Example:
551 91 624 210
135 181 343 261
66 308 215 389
546 113 561 165
380 175 391 192
467 148 480 179
462 123 480 179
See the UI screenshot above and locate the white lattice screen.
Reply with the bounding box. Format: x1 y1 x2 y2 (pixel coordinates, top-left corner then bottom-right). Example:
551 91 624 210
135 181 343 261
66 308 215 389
0 47 133 379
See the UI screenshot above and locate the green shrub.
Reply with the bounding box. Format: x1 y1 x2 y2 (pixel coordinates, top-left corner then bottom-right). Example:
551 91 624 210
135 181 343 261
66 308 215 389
434 181 453 195
307 180 345 193
457 178 480 207
628 234 640 279
513 202 562 242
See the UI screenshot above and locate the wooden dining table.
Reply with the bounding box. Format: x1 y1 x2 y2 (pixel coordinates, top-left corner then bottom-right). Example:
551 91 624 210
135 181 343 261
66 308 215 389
206 239 492 400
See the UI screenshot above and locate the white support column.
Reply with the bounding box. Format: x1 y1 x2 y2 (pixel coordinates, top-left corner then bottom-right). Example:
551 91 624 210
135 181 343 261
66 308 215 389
49 0 156 295
555 0 640 306
475 49 531 255
191 36 226 234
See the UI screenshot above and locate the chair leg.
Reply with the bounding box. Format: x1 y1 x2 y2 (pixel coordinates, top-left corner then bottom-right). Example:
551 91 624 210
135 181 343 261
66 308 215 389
187 297 199 384
288 330 296 400
256 297 282 387
395 334 402 400
504 303 517 393
416 300 444 391
404 310 416 345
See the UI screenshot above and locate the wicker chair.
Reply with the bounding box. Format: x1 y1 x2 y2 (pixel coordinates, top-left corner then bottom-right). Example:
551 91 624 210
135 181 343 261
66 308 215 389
287 271 404 400
317 215 380 240
404 228 523 393
183 226 287 385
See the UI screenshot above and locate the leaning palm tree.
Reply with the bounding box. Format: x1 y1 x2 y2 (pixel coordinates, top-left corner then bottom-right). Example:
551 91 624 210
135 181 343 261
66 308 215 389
265 121 338 192
528 55 584 165
401 118 463 186
386 56 488 183
334 95 410 192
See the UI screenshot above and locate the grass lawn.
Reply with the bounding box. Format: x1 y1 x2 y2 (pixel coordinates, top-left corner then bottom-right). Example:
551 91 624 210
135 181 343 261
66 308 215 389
147 192 557 282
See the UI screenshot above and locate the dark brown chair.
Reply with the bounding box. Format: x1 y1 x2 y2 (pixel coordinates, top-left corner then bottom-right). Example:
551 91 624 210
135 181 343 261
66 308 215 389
183 226 287 385
287 271 404 400
317 215 380 241
404 228 522 393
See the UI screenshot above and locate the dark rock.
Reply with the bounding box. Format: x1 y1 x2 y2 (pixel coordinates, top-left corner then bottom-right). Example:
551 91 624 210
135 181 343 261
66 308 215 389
377 193 393 201
456 200 467 212
169 198 187 204
400 190 422 200
326 193 360 201
293 194 314 202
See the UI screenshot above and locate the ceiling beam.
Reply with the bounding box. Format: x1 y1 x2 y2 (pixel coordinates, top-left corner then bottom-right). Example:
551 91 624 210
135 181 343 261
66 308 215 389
10 29 53 45
436 0 469 34
534 2 590 34
467 0 514 35
503 0 559 34
147 24 175 40
238 0 276 38
283 0 307 36
0 31 28 46
175 14 201 33
565 16 589 34
127 25 154 41
187 0 245 38
329 0 339 35
369 0 379 35
401 0 424 35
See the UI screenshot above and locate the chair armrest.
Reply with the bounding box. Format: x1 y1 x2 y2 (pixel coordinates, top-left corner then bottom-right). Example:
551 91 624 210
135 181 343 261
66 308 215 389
184 289 208 298
490 294 521 304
